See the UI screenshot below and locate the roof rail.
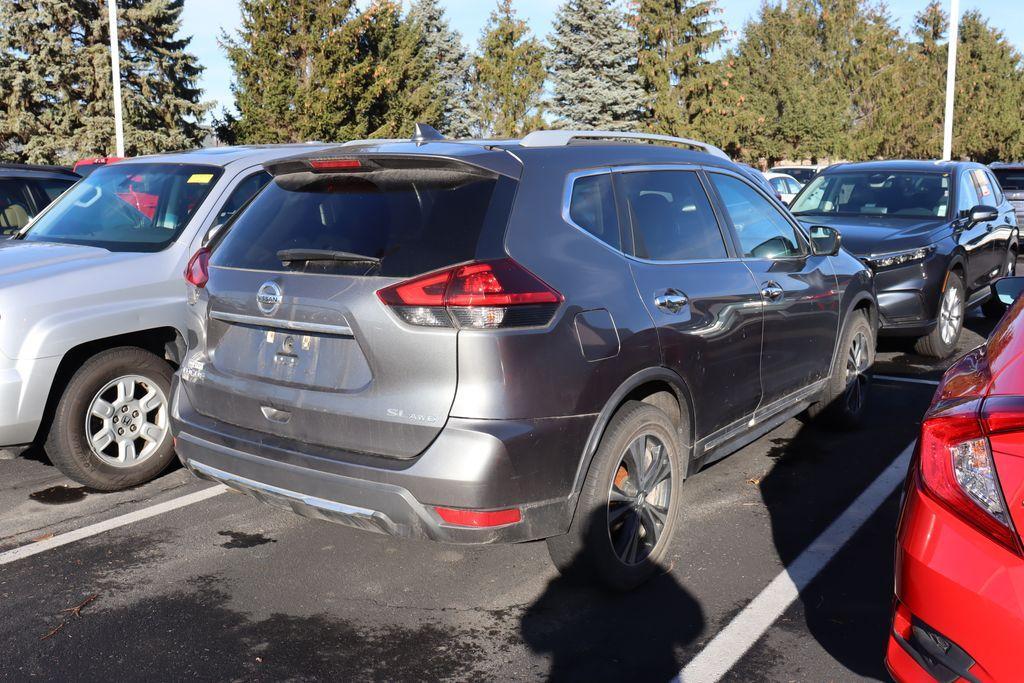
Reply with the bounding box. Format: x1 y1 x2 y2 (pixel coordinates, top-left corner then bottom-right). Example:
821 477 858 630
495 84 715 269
519 130 730 160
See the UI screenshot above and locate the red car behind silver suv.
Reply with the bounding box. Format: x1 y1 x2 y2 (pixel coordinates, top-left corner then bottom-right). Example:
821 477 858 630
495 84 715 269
888 276 1024 681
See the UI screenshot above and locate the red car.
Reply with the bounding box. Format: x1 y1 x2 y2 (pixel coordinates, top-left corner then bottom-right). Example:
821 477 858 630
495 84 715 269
888 278 1024 682
72 156 124 177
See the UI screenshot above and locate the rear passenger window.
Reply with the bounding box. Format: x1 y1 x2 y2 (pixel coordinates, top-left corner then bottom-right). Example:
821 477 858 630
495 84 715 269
568 173 619 249
615 170 727 261
709 173 805 259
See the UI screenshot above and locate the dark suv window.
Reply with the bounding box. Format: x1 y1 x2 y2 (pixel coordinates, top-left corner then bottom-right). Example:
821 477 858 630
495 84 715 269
615 170 727 261
994 168 1024 192
213 171 271 227
33 178 76 203
710 173 805 259
0 179 34 235
568 173 619 249
212 169 509 277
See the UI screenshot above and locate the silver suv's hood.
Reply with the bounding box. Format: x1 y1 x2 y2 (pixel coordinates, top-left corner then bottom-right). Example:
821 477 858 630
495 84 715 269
0 240 133 283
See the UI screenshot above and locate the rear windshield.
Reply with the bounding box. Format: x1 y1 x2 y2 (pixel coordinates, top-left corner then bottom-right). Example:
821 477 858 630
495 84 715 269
211 169 509 277
22 163 222 252
994 169 1024 192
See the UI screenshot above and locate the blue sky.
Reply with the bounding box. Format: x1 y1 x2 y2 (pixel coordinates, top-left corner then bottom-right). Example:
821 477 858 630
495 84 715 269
181 0 1024 116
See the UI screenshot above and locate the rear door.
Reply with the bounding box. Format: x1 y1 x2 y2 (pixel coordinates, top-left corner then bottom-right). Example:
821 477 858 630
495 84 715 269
614 167 763 441
186 158 515 459
956 168 1001 290
706 170 840 410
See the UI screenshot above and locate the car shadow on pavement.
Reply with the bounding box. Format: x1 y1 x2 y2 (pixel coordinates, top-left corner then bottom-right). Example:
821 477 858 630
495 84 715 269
750 379 934 680
519 511 704 682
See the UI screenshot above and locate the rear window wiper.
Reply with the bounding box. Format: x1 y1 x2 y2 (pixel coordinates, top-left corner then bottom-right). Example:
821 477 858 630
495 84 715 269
277 249 381 265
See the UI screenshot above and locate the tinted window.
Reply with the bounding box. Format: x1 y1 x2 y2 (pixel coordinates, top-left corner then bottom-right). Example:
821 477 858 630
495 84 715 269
213 171 271 227
958 171 981 213
0 180 34 235
971 169 996 208
212 170 507 277
615 170 727 261
993 169 1024 192
710 173 805 259
23 164 222 252
792 171 950 219
568 173 619 249
33 178 76 203
986 171 1004 204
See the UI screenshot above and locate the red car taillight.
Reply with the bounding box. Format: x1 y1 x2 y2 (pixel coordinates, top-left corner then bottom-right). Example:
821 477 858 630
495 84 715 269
184 248 210 288
918 398 1022 554
376 258 563 329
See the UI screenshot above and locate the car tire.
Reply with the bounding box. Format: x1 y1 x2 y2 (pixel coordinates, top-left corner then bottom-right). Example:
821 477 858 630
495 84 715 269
807 311 874 430
914 271 965 359
546 400 685 591
45 347 175 491
982 250 1017 319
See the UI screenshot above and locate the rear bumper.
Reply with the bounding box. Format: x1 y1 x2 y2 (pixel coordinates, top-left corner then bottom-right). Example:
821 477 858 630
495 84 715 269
170 378 594 544
887 478 1024 682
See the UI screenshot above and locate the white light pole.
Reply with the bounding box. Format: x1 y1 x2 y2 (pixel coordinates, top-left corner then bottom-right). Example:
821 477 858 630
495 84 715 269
942 0 960 161
107 0 125 157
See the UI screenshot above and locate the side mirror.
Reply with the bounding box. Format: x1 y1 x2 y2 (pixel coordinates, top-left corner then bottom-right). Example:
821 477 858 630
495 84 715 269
992 276 1024 305
966 204 998 226
809 225 842 256
202 222 225 248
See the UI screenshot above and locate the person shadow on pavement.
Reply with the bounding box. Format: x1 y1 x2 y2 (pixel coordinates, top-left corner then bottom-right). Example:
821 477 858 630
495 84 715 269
520 509 705 682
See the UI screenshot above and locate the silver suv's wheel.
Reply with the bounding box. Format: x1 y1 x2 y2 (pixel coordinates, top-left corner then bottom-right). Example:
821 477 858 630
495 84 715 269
45 347 176 491
547 400 684 590
86 375 169 467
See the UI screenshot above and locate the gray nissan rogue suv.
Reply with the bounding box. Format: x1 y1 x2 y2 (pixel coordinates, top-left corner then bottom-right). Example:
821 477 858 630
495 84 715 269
171 128 877 589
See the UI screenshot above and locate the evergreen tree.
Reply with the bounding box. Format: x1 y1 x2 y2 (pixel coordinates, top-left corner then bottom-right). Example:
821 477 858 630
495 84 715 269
632 0 724 136
951 11 1024 162
548 0 644 130
470 0 547 138
0 0 208 163
899 1 948 159
408 0 477 137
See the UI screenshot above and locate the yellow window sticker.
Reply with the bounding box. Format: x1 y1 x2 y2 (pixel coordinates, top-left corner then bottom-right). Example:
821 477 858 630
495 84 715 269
187 173 214 184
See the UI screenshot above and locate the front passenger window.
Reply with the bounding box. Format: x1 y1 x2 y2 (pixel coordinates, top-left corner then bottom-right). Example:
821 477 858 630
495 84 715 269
709 173 805 259
615 170 727 261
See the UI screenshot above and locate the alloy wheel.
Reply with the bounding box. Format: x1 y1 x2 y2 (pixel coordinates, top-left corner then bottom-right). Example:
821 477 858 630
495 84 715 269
85 374 169 468
607 433 673 566
844 330 870 415
939 284 963 346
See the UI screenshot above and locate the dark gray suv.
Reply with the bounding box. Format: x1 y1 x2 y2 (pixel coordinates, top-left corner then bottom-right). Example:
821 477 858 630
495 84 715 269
170 129 877 589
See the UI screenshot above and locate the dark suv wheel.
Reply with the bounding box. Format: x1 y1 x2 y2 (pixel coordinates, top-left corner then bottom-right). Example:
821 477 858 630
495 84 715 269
547 401 685 591
45 347 175 491
915 271 965 359
808 311 874 429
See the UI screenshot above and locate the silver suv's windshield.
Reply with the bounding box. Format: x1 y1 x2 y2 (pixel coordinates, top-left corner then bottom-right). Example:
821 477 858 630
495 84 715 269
22 163 222 252
792 171 950 220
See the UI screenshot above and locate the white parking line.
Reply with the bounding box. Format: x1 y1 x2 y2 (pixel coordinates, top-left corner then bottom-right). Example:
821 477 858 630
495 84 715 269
0 484 227 566
675 442 914 683
873 374 940 386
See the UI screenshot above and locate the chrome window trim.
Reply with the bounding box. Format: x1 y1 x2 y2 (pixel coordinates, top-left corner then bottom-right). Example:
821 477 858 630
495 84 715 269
209 310 353 337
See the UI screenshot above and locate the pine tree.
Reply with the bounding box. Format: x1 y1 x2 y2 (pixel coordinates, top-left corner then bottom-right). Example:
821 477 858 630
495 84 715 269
632 0 724 136
222 0 359 143
0 0 208 163
898 1 948 159
548 0 644 130
470 0 547 138
951 11 1024 162
408 0 477 137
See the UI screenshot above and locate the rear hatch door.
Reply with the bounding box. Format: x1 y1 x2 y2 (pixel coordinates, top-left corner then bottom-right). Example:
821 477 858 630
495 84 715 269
185 154 516 459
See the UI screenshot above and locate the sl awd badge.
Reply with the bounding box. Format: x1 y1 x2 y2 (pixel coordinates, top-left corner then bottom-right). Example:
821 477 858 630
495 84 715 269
257 281 283 315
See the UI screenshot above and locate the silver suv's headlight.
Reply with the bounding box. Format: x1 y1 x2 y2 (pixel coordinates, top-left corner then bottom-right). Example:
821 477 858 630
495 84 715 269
866 245 936 270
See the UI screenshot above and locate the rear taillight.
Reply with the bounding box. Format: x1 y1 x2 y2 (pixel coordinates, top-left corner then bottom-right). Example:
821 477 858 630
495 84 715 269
185 248 210 288
918 398 1021 554
377 258 563 329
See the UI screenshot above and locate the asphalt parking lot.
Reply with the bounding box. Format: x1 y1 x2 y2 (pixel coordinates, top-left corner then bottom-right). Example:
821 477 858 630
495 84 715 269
0 309 1000 682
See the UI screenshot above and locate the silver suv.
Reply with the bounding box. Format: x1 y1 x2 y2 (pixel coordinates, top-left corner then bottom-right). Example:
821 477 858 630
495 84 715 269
0 144 331 489
172 129 877 589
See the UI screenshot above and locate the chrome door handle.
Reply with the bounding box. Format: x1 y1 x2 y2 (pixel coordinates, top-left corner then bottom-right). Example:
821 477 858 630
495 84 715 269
761 282 784 301
654 289 689 314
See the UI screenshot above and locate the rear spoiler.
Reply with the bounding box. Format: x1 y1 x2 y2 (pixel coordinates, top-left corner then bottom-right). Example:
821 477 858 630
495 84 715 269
265 155 502 192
